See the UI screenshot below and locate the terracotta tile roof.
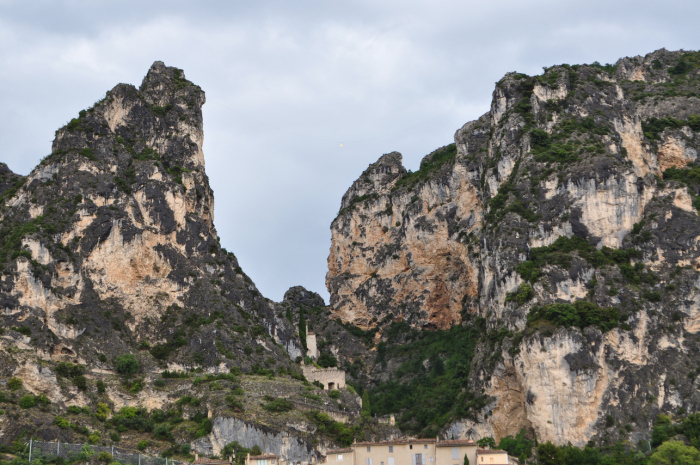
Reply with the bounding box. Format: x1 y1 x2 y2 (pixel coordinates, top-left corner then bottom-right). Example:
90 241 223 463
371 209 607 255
193 460 231 465
327 448 353 454
436 440 477 447
355 439 437 446
476 449 508 454
249 454 277 460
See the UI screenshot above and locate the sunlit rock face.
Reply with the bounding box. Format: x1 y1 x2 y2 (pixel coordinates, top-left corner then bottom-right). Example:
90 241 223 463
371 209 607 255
327 49 700 445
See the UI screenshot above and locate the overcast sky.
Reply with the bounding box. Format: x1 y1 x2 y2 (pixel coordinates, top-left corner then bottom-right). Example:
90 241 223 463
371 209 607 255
1 0 698 302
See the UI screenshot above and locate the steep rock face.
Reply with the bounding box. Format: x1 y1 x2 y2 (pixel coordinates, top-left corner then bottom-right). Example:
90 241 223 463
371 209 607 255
328 49 700 445
0 63 302 423
193 417 317 462
327 140 487 329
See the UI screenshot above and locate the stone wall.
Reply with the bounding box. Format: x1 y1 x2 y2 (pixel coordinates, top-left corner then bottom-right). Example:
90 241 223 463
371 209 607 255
301 365 345 390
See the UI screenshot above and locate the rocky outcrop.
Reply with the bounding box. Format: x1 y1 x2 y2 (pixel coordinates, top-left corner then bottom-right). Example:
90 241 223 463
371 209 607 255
327 49 700 445
193 417 317 463
0 62 323 448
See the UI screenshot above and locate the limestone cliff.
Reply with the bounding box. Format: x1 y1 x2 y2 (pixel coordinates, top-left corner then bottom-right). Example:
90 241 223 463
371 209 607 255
0 63 347 450
328 48 700 446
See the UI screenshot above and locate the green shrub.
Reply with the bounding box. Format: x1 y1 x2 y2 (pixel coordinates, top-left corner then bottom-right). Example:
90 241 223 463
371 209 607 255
506 283 534 305
7 377 22 391
79 443 95 460
12 326 31 336
137 440 150 451
392 144 458 191
527 300 620 332
96 380 106 394
328 390 341 399
153 424 172 440
97 452 113 462
115 354 139 376
72 375 88 391
56 362 85 378
20 394 49 409
262 398 293 413
54 416 71 429
306 411 357 447
67 405 83 414
225 395 244 412
516 235 642 284
128 378 144 393
79 148 96 160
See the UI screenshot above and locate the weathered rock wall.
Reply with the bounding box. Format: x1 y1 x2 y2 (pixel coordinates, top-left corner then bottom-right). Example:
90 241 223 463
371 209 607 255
193 417 317 463
327 48 700 445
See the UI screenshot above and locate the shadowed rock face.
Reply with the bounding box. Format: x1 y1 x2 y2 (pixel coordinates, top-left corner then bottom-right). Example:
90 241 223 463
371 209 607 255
327 49 700 445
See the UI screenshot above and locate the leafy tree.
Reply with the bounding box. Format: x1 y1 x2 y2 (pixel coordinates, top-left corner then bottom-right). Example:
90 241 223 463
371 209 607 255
318 352 338 368
115 354 139 377
497 429 534 462
684 414 700 448
649 440 700 465
537 441 562 465
477 437 496 449
251 446 262 456
652 415 676 447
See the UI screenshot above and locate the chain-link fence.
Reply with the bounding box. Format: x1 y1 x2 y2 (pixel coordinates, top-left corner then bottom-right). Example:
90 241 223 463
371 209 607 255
28 440 187 465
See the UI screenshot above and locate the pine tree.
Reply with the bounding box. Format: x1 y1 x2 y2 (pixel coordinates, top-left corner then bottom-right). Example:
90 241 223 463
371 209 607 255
298 306 307 354
362 390 371 419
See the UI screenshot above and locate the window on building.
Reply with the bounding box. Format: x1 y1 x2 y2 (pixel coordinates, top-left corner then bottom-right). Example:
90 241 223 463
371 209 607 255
452 448 459 460
389 446 393 453
367 447 371 452
424 445 428 450
257 460 268 465
338 455 343 462
366 458 373 465
381 462 384 465
388 458 395 465
410 445 413 450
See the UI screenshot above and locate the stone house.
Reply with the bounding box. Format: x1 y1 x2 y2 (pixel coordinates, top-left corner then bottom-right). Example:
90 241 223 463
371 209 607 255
301 363 346 390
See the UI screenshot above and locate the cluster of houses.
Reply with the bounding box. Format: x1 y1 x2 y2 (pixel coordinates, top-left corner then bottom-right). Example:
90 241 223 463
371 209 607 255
324 438 516 465
195 438 517 465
